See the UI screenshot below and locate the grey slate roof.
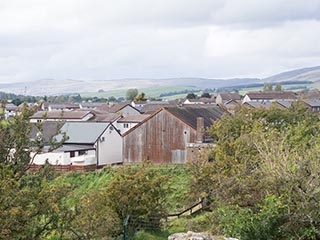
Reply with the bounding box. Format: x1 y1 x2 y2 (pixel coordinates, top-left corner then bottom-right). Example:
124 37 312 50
59 122 110 144
302 99 320 107
30 122 65 143
164 106 226 129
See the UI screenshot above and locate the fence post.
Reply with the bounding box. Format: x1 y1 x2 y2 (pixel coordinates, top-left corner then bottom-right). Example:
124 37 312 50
123 215 130 240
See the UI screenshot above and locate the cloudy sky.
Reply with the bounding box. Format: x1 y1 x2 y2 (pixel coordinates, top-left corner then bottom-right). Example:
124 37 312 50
0 0 320 83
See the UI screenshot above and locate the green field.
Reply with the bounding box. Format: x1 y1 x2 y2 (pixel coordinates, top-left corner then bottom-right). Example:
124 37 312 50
79 81 319 101
80 86 201 99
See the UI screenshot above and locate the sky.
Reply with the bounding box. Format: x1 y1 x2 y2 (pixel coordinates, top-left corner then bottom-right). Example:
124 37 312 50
0 0 320 83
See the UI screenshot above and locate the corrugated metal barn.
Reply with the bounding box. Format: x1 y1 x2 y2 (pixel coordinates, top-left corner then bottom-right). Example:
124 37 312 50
122 106 225 164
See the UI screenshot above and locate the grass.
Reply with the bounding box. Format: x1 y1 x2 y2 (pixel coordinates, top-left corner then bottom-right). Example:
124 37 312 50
55 164 191 213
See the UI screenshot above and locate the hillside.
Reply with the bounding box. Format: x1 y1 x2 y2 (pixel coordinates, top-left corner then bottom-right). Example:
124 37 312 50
0 66 320 96
263 66 320 82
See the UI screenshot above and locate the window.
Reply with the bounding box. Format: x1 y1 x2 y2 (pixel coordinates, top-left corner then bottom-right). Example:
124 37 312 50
123 123 129 128
79 150 86 156
70 151 75 158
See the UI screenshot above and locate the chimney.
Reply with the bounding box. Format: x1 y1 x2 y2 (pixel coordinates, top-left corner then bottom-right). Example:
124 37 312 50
196 117 204 143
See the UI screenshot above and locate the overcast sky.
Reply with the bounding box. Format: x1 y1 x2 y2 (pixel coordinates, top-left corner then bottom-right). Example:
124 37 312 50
0 0 320 83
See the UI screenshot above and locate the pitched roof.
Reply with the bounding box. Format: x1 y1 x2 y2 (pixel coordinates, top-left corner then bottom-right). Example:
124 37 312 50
91 113 121 122
30 110 93 120
30 121 64 143
5 103 19 111
218 92 241 100
117 114 150 123
243 101 284 109
302 99 320 107
164 106 226 129
298 90 320 100
140 103 175 114
275 100 296 108
246 91 297 100
43 102 80 109
59 122 111 144
80 102 106 108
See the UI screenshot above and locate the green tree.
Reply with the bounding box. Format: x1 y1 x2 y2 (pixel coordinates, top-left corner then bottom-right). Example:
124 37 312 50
263 83 273 91
0 105 75 239
274 84 282 91
126 88 139 101
105 162 170 231
71 190 121 239
201 92 211 98
193 104 320 239
186 93 197 99
134 92 147 102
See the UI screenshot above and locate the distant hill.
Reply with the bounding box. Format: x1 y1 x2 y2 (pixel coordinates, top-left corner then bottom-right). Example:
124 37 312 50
0 66 319 96
263 66 320 83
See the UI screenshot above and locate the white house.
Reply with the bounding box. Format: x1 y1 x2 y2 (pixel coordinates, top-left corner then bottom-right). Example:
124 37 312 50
30 110 94 123
33 122 123 168
242 91 297 103
115 114 150 134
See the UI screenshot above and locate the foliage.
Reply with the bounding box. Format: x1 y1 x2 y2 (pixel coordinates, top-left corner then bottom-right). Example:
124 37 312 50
126 88 139 101
71 190 121 239
201 92 211 98
190 103 320 239
215 195 286 240
105 162 171 231
134 92 147 102
0 105 76 239
186 93 197 99
274 84 282 91
263 83 273 91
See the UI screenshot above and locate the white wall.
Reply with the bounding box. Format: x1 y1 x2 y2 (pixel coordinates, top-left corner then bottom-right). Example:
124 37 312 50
117 106 140 117
32 152 71 165
114 122 139 134
97 125 123 165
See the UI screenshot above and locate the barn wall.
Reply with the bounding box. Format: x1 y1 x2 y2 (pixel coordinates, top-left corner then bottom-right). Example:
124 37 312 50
123 109 196 164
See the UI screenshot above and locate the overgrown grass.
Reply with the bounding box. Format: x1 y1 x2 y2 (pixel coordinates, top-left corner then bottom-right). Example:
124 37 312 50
54 164 191 213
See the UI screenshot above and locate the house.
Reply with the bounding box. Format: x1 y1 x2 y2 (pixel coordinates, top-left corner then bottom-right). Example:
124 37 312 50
223 99 242 114
122 106 226 164
97 102 140 116
243 101 285 110
30 110 95 123
32 122 123 170
301 99 320 113
183 99 205 105
30 121 64 143
115 114 150 134
243 91 297 103
79 102 107 109
275 100 296 109
90 112 122 123
140 102 176 114
3 103 18 119
41 102 80 111
298 90 320 100
216 93 241 104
